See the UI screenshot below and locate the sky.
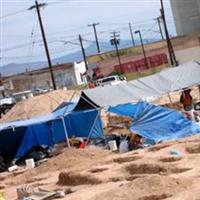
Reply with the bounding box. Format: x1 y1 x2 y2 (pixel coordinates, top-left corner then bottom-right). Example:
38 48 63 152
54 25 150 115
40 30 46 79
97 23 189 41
0 0 176 66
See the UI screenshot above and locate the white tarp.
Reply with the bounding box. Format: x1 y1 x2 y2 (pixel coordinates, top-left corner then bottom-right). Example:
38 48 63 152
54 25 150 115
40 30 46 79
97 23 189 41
81 61 200 108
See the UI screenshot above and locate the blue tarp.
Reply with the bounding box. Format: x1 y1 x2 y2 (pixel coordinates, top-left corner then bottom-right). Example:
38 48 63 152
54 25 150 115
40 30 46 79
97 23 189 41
0 103 104 159
0 102 76 132
109 102 200 142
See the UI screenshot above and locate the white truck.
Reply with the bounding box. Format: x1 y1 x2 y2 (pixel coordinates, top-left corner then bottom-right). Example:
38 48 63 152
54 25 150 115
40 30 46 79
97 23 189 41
0 97 16 117
95 75 127 87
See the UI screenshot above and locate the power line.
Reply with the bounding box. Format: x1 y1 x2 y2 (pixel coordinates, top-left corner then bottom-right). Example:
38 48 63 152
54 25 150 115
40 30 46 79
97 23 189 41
1 23 160 53
0 0 68 20
26 10 38 63
0 8 28 19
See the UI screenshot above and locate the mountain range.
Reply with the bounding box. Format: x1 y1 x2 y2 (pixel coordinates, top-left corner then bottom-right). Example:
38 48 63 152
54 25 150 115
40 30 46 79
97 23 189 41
0 39 157 77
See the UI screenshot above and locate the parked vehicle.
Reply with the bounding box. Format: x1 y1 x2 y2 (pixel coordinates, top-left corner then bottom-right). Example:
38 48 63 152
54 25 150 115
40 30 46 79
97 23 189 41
95 75 127 87
0 97 16 117
32 87 50 95
12 90 33 102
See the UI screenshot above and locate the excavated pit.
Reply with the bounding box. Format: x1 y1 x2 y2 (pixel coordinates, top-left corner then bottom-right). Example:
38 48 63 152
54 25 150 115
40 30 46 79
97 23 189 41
186 144 200 154
125 163 191 175
148 144 171 152
89 167 108 173
113 156 142 163
159 156 182 163
57 171 102 186
138 193 172 200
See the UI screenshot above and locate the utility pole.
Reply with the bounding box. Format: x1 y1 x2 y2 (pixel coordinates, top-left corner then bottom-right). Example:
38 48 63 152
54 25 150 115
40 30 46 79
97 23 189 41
128 22 135 47
155 17 164 40
88 23 101 53
160 0 178 66
79 34 89 71
134 30 149 69
110 31 122 74
29 1 56 90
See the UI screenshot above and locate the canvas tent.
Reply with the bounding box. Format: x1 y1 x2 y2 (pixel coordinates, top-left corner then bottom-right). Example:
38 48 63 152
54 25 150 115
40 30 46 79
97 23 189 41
75 61 200 109
74 61 200 143
0 103 104 160
109 102 200 142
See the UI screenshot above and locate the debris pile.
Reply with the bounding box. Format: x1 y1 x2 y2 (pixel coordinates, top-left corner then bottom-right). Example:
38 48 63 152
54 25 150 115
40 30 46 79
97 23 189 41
104 114 132 136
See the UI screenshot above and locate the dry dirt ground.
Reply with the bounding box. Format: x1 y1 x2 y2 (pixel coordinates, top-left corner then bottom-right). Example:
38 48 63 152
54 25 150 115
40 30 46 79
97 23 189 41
1 135 200 200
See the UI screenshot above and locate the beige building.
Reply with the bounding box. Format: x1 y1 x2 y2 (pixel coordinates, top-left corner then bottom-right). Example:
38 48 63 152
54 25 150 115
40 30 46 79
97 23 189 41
3 61 86 95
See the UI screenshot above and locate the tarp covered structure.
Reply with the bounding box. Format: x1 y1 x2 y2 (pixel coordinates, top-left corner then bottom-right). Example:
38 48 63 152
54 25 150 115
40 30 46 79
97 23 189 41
0 103 104 160
109 102 200 142
75 61 200 109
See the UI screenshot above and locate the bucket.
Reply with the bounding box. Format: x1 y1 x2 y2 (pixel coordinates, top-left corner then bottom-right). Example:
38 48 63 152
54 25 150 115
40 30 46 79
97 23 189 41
27 93 33 98
8 165 18 172
25 158 35 169
108 140 117 151
21 95 26 100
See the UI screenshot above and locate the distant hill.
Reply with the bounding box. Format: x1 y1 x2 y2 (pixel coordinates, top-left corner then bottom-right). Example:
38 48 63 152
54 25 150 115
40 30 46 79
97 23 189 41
0 39 157 76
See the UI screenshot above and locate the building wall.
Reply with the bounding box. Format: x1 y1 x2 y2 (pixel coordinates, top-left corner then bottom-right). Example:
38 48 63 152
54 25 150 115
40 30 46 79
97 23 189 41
170 0 200 35
3 62 86 94
73 62 86 85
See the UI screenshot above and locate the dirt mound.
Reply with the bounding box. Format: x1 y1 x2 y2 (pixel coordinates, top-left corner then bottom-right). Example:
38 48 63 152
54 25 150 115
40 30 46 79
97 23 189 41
58 171 102 186
0 90 79 123
186 144 200 154
37 146 111 173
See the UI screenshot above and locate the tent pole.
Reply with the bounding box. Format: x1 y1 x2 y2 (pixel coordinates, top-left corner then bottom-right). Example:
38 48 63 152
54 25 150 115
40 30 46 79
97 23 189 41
80 95 99 109
168 93 173 104
62 91 77 116
198 85 200 100
61 116 70 147
86 110 101 145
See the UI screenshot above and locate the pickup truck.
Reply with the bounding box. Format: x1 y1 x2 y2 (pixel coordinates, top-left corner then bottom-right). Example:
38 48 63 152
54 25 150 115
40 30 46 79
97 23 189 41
95 75 127 87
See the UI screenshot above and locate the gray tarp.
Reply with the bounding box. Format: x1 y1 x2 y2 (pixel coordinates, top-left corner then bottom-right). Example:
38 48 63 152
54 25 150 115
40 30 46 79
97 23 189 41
80 61 200 108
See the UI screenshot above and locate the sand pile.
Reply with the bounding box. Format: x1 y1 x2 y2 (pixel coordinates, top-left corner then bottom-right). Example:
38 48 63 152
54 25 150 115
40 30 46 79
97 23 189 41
0 90 80 123
7 146 111 185
35 146 111 173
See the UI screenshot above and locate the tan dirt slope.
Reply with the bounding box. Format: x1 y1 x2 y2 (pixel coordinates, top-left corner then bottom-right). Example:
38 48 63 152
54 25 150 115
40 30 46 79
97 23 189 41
0 90 80 123
1 135 200 200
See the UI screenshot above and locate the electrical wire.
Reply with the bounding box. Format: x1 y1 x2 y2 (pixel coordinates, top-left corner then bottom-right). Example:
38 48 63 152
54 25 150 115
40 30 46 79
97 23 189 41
26 10 38 63
0 8 28 19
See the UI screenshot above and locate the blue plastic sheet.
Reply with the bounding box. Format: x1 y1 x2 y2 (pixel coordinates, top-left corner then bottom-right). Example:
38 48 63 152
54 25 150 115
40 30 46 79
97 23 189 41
16 123 54 158
0 103 104 159
109 102 200 142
